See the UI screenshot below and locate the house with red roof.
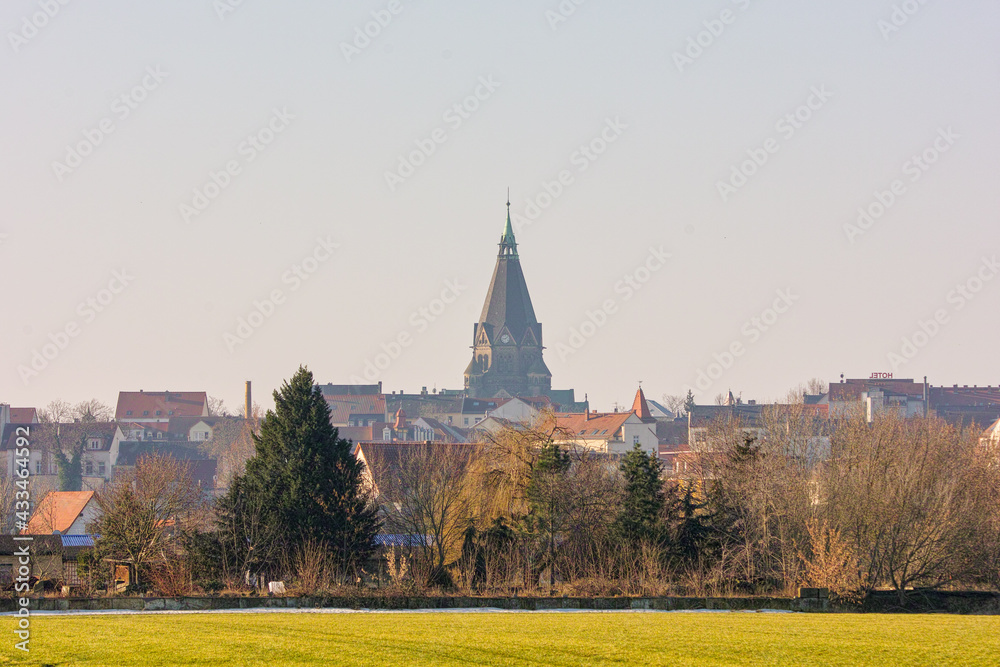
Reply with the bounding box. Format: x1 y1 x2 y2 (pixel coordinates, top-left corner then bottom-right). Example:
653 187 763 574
550 405 657 456
323 393 388 427
22 491 98 535
115 391 208 423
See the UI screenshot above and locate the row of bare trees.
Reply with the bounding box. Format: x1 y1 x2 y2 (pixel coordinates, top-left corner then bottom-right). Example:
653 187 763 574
357 407 999 601
687 405 1000 600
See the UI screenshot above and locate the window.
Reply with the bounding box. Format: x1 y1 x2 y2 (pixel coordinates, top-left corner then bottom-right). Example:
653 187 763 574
464 418 469 426
143 411 149 416
156 410 162 416
98 462 106 475
126 410 132 416
168 410 174 416
35 460 42 474
85 460 94 475
633 435 640 445
89 438 101 450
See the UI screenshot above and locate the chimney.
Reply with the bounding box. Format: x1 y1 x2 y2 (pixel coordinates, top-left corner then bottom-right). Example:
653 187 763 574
245 381 252 419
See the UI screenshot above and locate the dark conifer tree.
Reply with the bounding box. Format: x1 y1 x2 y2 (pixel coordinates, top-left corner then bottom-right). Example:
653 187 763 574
615 443 666 546
220 366 380 572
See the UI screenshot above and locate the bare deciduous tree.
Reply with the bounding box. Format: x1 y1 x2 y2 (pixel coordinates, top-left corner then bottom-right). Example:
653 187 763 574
823 411 992 601
371 443 477 586
661 394 686 417
92 453 204 587
38 400 72 424
207 396 229 417
72 399 114 422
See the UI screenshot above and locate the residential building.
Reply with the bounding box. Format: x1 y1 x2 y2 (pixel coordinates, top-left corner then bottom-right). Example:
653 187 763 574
22 491 98 535
115 442 218 490
323 392 388 427
115 390 208 423
0 422 124 492
550 410 657 455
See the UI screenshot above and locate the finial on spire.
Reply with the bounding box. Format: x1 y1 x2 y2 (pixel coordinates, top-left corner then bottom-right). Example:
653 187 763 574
499 192 518 258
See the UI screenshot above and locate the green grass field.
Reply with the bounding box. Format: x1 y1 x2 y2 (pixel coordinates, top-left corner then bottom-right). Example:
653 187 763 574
5 611 999 666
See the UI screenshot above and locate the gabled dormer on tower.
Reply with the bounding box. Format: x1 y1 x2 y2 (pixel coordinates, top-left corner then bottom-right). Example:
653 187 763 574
464 197 551 398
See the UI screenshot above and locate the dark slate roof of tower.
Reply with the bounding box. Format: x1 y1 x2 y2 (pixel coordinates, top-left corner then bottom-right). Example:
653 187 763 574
477 204 539 341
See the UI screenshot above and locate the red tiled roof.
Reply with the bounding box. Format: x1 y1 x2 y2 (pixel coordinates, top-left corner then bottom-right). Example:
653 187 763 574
23 491 95 534
929 386 1000 407
9 408 37 423
325 395 387 425
115 391 208 421
552 412 632 439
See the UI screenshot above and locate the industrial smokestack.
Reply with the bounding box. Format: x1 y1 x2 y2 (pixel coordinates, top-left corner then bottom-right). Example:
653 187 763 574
245 380 252 420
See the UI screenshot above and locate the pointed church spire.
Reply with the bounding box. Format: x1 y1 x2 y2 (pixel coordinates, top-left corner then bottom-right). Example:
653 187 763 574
499 191 517 257
631 384 653 421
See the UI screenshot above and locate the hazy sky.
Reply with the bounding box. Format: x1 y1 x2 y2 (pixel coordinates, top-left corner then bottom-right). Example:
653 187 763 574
2 1 998 414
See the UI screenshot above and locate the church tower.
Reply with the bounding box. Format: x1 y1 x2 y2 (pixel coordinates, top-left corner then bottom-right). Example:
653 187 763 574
464 199 552 398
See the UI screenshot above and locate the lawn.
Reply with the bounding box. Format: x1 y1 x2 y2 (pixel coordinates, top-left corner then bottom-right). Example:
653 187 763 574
4 610 999 666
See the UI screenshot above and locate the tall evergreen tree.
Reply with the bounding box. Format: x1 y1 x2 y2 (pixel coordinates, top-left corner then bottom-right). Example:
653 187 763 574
220 366 380 572
614 443 666 545
525 441 572 587
683 390 696 417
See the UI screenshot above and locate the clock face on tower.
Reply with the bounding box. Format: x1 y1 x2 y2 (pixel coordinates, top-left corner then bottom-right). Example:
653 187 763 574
501 334 510 344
